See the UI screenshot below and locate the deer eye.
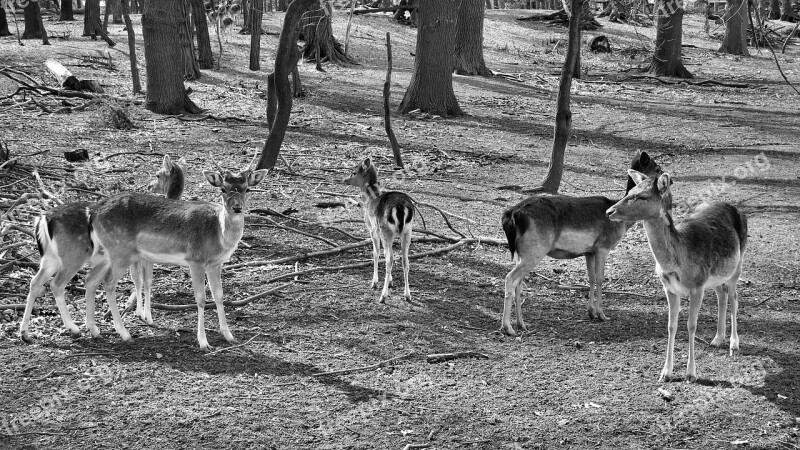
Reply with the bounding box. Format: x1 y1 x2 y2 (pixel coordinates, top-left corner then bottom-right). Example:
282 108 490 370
245 188 251 193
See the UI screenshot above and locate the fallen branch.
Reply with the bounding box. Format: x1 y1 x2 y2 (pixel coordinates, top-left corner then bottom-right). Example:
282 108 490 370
204 333 263 356
260 216 338 247
312 351 416 377
149 282 292 311
426 351 489 363
225 239 371 270
627 75 751 88
555 284 653 298
763 32 800 95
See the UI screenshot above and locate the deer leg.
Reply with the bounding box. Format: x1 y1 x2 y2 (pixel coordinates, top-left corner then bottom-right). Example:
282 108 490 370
189 263 211 351
141 261 155 326
593 250 610 322
502 256 541 336
207 265 235 343
49 257 86 337
686 289 704 382
103 263 132 342
400 229 413 304
585 254 597 319
379 231 394 304
660 289 680 382
129 261 145 321
370 229 381 290
710 285 728 347
728 267 741 355
20 264 58 342
84 260 109 339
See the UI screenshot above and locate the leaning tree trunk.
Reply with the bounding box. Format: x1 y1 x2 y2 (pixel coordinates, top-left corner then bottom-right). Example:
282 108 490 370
60 0 75 21
719 0 750 55
399 0 462 117
22 2 42 39
142 0 203 114
300 1 357 66
191 0 214 69
534 0 582 193
0 9 10 37
648 0 692 77
121 0 141 94
249 0 264 70
453 0 492 76
780 0 798 20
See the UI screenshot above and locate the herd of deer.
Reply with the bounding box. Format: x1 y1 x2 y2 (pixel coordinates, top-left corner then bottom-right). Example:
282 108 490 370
19 150 747 383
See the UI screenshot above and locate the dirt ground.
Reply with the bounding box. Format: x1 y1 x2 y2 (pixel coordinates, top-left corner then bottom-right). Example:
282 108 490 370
1 6 799 450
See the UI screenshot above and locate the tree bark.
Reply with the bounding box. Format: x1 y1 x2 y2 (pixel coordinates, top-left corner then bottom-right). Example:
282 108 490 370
399 0 463 117
256 0 315 170
719 0 750 55
384 32 403 168
0 9 10 37
535 0 582 193
34 1 50 45
300 1 356 66
191 0 214 69
453 0 491 76
648 0 692 78
84 0 101 36
769 0 781 19
22 2 43 39
249 0 264 70
121 0 142 94
142 0 203 114
179 0 201 80
780 0 797 21
60 0 75 21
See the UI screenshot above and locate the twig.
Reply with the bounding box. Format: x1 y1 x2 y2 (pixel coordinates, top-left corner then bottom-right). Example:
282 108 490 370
261 216 338 247
754 296 772 307
415 201 476 224
416 201 466 238
402 444 431 450
555 284 653 298
102 151 164 161
312 351 416 377
225 239 371 270
149 282 293 311
204 333 263 356
782 22 800 53
763 32 800 95
426 351 489 363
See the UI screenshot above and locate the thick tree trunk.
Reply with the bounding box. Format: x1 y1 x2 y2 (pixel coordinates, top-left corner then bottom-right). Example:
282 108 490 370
60 0 75 21
648 0 692 78
113 0 123 24
0 9 10 37
142 0 203 114
34 1 50 45
780 0 797 21
719 0 750 55
535 0 582 193
84 0 101 36
191 0 214 69
131 0 140 14
769 0 781 18
22 2 44 40
399 0 462 117
179 0 200 80
249 0 264 70
121 0 142 94
453 0 491 76
300 2 356 66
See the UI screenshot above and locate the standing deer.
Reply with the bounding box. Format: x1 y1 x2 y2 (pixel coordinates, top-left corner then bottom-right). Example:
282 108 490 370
83 163 267 350
500 151 662 336
19 155 185 342
606 171 747 382
344 158 415 305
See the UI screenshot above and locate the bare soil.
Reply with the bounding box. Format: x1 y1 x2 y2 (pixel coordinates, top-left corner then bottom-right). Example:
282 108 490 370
1 7 799 450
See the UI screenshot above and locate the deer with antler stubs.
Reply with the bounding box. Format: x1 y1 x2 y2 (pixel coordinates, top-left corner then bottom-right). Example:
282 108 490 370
607 170 747 382
83 159 267 350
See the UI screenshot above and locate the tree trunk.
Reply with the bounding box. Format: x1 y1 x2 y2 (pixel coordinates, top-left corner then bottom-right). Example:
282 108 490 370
191 0 214 69
131 0 140 14
249 0 264 70
256 0 315 170
121 0 142 94
179 0 200 80
142 0 203 114
648 0 692 78
300 1 356 66
769 0 781 18
0 9 9 37
60 0 75 21
22 2 43 39
113 0 123 24
399 0 463 117
84 0 101 36
103 0 112 32
780 0 797 20
719 0 750 55
453 0 491 76
277 0 288 11
534 0 581 193
34 1 50 45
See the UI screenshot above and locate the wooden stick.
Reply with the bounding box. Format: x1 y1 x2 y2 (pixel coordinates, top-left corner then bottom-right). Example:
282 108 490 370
384 32 403 167
312 351 416 377
426 351 489 363
555 284 653 298
204 333 263 356
261 216 338 247
225 239 372 270
149 282 293 311
415 200 476 224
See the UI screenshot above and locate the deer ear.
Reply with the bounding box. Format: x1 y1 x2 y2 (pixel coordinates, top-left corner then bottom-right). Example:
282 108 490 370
657 173 671 194
163 154 174 171
177 157 188 168
639 151 651 167
627 169 647 186
362 158 372 169
203 170 224 187
248 169 268 186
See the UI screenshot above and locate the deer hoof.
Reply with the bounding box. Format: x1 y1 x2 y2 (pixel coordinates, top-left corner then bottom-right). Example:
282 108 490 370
20 330 33 343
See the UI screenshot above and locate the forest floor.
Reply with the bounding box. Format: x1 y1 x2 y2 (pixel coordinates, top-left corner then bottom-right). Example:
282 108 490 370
1 6 799 450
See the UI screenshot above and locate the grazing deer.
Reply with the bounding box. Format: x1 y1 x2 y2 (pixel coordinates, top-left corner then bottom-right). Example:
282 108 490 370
500 151 662 336
606 171 747 382
344 158 415 305
83 162 267 350
229 0 242 25
19 155 185 342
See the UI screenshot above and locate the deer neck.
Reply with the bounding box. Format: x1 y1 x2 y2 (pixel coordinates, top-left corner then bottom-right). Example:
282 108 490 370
359 183 382 208
219 206 246 249
641 208 681 272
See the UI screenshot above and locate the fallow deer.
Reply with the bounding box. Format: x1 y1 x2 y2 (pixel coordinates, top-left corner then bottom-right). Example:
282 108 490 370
344 158 416 305
83 162 267 350
500 151 662 336
19 155 185 342
606 171 747 382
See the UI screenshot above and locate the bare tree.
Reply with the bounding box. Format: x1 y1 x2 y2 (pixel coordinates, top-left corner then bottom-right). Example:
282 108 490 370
453 0 491 76
121 0 141 94
648 0 692 77
299 1 356 67
0 9 10 37
719 0 750 55
191 0 214 69
399 0 463 117
250 0 264 70
141 0 203 114
60 0 75 20
781 0 798 20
